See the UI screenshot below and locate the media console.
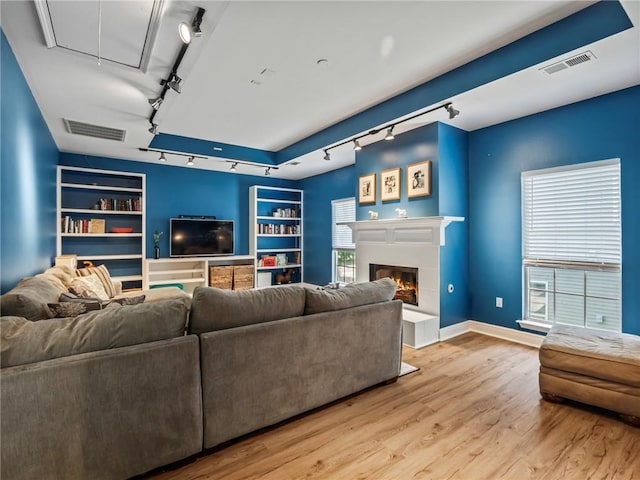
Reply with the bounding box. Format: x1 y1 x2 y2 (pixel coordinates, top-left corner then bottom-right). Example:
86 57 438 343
143 255 255 294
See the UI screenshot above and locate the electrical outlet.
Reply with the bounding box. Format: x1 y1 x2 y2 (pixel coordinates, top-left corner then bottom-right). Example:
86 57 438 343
496 297 503 308
595 313 604 323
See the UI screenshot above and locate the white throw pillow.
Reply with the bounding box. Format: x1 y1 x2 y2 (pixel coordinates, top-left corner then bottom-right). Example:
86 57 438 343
69 275 109 301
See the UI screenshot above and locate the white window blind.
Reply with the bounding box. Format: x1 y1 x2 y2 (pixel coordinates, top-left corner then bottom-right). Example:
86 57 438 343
522 159 621 267
332 197 355 249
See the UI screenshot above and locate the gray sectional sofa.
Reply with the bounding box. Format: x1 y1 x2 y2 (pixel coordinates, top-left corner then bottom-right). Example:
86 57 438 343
1 276 402 480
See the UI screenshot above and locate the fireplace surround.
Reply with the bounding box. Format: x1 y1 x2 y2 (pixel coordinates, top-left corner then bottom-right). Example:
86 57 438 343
347 216 464 347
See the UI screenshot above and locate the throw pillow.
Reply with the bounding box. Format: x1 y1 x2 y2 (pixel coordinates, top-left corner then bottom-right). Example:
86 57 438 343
304 278 398 315
48 302 94 318
113 295 145 306
48 294 145 317
76 265 117 298
69 276 109 301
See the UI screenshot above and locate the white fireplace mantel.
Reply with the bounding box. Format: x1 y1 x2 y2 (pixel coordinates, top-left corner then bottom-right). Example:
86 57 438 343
346 216 464 247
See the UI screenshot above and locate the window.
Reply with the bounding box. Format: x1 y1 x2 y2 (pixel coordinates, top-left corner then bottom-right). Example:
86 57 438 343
332 197 356 284
521 159 621 332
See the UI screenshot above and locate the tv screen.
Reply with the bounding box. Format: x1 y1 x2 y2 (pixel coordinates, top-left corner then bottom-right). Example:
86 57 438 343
170 218 234 257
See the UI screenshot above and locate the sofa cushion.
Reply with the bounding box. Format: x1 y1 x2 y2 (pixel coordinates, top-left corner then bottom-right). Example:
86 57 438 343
304 278 397 315
0 299 188 368
0 277 61 321
189 285 306 334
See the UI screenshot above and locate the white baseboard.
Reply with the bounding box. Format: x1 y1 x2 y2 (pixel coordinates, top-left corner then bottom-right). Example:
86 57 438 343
440 320 544 348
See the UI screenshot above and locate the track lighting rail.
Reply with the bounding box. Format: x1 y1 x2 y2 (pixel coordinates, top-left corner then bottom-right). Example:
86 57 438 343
322 101 459 160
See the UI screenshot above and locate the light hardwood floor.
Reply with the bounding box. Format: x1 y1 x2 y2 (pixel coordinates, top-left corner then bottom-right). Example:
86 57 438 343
146 333 640 480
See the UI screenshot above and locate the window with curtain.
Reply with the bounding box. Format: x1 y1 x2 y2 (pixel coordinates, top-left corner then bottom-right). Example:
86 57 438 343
332 197 356 284
521 159 621 332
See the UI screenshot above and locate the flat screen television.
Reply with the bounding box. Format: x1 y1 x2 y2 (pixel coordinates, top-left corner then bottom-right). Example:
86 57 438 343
170 218 234 257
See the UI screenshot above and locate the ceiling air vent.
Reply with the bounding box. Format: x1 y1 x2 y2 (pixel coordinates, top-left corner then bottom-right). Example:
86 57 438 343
64 119 126 142
540 51 596 75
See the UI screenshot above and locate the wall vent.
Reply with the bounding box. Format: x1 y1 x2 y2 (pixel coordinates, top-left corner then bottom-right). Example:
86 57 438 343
540 51 596 75
64 119 126 142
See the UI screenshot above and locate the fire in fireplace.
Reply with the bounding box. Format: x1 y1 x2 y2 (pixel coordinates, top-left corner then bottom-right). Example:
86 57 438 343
370 264 418 306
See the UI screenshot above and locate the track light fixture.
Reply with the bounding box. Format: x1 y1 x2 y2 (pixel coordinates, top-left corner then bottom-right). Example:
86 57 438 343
265 167 272 176
149 123 159 135
321 101 459 160
148 97 163 110
186 156 195 166
178 8 204 44
147 7 206 133
167 75 183 94
384 126 395 141
158 152 167 162
230 162 238 171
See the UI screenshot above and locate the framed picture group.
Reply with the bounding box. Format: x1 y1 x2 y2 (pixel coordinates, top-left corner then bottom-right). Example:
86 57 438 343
359 160 431 204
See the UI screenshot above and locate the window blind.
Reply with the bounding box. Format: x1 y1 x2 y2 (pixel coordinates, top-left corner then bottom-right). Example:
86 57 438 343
332 197 355 249
521 159 620 266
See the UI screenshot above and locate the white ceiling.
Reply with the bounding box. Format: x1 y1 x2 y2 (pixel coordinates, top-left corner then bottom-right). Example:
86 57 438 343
1 1 639 180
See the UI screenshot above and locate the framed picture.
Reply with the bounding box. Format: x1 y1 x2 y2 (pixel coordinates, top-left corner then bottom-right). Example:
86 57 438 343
380 168 401 201
406 161 431 198
359 173 376 204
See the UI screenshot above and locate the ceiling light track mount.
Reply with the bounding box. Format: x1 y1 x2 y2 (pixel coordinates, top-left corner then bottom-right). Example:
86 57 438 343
147 7 206 135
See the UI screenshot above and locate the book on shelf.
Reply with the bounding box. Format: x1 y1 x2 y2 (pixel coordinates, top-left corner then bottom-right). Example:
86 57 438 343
97 197 141 212
61 216 107 234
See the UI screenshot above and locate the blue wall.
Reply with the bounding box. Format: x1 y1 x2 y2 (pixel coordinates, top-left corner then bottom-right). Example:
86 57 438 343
1 31 59 293
438 124 469 327
299 165 355 285
355 123 439 220
59 154 297 258
468 86 640 335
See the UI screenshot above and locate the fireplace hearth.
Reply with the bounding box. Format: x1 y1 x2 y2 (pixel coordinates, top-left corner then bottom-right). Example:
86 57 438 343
370 264 418 306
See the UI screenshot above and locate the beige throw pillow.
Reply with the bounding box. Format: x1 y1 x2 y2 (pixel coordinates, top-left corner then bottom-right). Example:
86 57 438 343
76 265 117 298
69 275 109 301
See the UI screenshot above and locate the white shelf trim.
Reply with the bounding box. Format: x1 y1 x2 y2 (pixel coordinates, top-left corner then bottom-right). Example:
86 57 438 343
148 268 204 276
60 183 142 193
61 208 142 215
76 254 143 261
256 215 301 220
257 234 301 237
61 233 142 237
257 264 301 270
148 278 205 285
256 198 301 205
256 248 301 253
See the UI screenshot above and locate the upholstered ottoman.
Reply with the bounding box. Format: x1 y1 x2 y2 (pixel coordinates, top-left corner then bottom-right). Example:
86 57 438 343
539 324 640 425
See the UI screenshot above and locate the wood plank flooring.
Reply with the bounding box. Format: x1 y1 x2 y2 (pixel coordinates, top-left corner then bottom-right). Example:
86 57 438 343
145 333 640 480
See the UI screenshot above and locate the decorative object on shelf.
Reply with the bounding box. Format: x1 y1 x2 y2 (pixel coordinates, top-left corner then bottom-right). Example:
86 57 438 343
261 255 276 267
110 227 134 234
275 268 295 285
276 253 288 266
153 231 163 259
395 208 407 218
381 168 401 201
89 219 106 233
358 173 376 204
368 210 379 220
407 160 432 198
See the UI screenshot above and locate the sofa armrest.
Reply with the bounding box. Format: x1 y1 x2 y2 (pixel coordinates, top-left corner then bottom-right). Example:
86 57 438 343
112 280 123 296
